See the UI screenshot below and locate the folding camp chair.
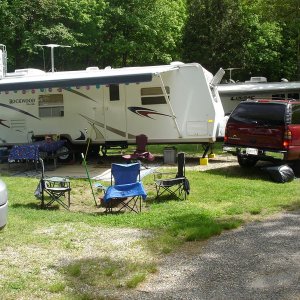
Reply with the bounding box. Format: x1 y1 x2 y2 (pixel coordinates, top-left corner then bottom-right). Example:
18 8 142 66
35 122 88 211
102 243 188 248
35 158 71 210
102 162 147 213
123 134 155 164
154 152 190 200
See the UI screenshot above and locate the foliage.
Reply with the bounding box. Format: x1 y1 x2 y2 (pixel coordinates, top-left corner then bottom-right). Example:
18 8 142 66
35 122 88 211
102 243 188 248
0 0 300 79
85 0 187 67
259 0 300 80
182 0 300 81
0 0 186 70
239 0 298 81
182 0 249 74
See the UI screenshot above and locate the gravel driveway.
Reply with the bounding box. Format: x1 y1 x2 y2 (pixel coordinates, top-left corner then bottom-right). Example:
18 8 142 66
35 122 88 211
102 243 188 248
125 210 300 300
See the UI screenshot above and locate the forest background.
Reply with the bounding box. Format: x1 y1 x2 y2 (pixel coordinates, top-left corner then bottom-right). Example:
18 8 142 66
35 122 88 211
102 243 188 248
0 0 299 82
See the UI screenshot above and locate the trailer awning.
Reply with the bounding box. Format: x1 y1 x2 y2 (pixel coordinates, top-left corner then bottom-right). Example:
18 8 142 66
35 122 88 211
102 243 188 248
0 72 153 92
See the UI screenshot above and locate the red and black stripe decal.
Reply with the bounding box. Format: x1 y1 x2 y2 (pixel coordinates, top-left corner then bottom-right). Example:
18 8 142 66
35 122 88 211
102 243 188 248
128 107 171 119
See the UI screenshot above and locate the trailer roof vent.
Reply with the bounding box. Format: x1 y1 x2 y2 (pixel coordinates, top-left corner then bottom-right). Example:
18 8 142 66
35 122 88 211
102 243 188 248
14 68 45 76
170 61 184 66
245 77 267 83
86 66 99 71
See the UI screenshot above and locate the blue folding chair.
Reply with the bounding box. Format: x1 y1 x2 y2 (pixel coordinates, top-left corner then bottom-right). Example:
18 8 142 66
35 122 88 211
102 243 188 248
102 163 147 213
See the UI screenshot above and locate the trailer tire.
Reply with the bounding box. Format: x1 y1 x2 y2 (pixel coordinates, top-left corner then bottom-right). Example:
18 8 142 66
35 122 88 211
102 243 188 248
100 145 107 157
237 155 258 168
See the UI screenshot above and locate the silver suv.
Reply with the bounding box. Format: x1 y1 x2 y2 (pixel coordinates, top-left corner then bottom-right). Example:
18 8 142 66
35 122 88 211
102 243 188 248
0 180 8 229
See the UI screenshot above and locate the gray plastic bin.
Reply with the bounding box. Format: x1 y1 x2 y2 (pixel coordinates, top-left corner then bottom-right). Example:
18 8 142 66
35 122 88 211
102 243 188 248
163 147 177 164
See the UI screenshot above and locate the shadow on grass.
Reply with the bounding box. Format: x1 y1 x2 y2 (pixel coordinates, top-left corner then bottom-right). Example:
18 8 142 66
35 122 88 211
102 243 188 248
278 200 300 211
53 256 155 299
204 163 274 182
11 202 60 211
146 195 184 204
53 213 243 298
167 211 243 242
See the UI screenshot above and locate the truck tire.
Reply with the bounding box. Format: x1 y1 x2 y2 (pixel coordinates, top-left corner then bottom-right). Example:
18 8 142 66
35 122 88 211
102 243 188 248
237 155 258 168
292 160 300 177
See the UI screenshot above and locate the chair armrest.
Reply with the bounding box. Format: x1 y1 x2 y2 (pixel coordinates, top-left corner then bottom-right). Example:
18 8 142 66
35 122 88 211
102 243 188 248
44 176 70 189
153 170 176 181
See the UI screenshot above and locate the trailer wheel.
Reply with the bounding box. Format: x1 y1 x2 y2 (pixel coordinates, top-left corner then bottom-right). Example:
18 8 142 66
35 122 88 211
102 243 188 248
237 155 258 168
100 145 107 157
57 143 74 163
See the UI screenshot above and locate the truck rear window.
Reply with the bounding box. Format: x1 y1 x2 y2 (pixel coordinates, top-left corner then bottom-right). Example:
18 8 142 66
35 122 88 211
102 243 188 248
229 102 286 126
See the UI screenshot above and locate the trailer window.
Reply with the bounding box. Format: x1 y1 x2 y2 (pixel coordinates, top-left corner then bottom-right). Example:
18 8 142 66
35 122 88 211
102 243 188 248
38 94 64 117
141 87 169 105
288 93 300 100
109 84 120 101
272 94 285 100
292 104 300 124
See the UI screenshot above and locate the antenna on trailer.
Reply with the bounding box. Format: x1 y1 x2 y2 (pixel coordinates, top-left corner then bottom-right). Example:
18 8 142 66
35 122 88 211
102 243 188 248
224 68 241 83
35 44 71 73
0 44 7 79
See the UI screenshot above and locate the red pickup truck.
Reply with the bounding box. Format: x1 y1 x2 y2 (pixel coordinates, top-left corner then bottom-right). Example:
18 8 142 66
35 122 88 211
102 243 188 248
223 99 300 175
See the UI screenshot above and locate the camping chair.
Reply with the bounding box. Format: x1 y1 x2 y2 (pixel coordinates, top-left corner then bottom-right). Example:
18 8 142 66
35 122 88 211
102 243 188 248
154 152 190 200
122 134 154 165
35 158 71 210
102 162 147 213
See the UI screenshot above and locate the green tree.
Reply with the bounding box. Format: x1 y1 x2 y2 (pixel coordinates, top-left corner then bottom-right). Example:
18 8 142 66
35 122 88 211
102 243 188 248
182 0 299 82
55 0 106 69
0 0 106 71
99 0 187 67
242 2 284 81
182 0 249 74
1 0 186 70
259 0 300 80
1 0 64 70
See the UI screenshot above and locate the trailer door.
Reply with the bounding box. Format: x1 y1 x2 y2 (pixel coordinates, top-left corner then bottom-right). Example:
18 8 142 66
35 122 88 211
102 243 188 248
104 84 127 141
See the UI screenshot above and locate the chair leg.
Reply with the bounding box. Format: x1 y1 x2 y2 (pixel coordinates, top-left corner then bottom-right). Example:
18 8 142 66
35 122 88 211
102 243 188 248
67 190 70 207
43 190 70 210
41 188 45 208
102 197 142 213
155 184 185 201
117 196 141 213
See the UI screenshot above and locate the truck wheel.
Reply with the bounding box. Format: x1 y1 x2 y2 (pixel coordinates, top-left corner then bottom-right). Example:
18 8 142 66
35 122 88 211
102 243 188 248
237 155 258 168
292 160 300 176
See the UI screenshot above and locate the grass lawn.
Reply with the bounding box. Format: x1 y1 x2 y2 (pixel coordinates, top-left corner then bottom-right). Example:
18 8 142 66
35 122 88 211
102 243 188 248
0 149 299 299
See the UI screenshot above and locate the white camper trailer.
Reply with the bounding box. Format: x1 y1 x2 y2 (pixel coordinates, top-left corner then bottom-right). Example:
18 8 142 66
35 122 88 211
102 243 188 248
0 45 225 158
217 78 300 115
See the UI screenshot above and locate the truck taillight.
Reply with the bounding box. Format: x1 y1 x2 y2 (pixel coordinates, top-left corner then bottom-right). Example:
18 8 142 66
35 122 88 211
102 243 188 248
283 128 292 149
224 128 228 143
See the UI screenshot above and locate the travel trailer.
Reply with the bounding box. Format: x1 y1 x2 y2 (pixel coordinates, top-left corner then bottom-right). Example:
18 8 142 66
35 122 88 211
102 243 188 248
0 44 225 158
217 77 300 115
